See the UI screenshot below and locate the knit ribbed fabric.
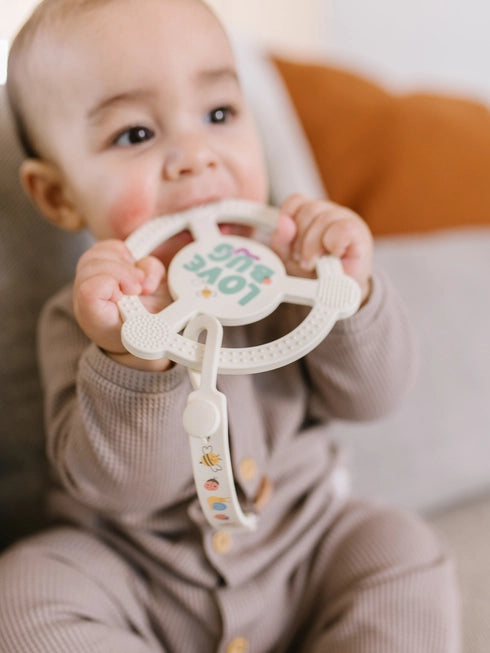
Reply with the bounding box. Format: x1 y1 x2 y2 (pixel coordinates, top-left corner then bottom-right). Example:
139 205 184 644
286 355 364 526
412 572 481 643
0 270 460 651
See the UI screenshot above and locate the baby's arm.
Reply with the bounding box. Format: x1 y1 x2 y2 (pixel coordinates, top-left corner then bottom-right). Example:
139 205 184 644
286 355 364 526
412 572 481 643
39 286 191 513
304 268 417 421
73 239 172 370
270 194 415 421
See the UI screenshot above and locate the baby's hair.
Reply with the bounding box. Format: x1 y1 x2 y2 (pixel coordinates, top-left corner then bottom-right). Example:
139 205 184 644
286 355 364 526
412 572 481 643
7 0 214 159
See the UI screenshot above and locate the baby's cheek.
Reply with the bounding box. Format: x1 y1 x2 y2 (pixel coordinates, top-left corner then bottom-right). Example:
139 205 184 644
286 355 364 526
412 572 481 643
106 182 155 240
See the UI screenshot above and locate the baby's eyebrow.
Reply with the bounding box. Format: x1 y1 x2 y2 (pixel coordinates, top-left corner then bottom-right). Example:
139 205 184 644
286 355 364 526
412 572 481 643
195 67 240 87
87 89 155 122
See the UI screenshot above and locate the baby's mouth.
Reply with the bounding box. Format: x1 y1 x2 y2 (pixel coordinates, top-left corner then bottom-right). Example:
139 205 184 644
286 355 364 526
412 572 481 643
218 223 254 238
150 230 192 267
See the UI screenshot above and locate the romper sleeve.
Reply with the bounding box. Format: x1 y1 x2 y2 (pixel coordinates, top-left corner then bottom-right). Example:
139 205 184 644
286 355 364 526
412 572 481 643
38 285 194 515
302 267 418 422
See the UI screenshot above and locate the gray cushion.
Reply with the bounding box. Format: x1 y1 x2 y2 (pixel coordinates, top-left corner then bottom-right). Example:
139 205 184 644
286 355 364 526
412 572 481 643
328 229 490 513
0 85 90 549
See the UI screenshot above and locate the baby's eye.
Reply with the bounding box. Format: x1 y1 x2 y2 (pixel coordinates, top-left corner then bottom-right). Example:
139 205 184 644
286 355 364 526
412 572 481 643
113 126 154 147
205 106 236 125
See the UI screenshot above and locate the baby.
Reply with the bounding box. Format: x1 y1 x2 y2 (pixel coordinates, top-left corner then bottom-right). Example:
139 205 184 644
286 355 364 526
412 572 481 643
0 0 460 651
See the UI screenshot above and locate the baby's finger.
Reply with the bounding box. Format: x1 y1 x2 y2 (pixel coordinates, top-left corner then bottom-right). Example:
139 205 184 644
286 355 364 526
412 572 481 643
279 193 308 218
77 239 136 269
74 274 125 351
76 258 144 296
136 256 167 295
321 216 371 260
320 219 373 291
76 273 126 309
270 214 297 263
320 220 355 260
291 201 337 262
297 214 341 270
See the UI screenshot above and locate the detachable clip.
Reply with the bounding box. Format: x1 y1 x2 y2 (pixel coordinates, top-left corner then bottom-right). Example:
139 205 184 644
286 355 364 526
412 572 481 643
183 314 258 532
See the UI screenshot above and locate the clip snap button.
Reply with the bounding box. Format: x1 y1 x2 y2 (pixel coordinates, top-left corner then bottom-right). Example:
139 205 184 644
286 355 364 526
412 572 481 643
212 530 233 554
227 637 249 653
254 476 273 512
239 457 257 481
183 398 220 438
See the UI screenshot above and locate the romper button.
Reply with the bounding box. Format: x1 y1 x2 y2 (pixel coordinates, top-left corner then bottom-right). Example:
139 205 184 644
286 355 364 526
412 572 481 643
227 636 249 653
212 530 233 554
239 457 257 481
254 476 273 512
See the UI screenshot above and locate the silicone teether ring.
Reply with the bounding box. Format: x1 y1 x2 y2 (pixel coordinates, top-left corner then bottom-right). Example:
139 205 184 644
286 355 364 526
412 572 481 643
118 199 361 374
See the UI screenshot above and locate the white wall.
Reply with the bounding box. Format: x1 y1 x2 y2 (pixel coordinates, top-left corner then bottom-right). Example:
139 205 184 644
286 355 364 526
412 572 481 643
0 0 39 83
321 0 490 102
0 0 39 40
210 0 490 102
206 0 323 57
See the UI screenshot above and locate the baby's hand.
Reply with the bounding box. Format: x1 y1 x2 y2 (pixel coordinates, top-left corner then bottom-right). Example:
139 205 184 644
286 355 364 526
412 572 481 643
270 194 373 305
73 240 172 370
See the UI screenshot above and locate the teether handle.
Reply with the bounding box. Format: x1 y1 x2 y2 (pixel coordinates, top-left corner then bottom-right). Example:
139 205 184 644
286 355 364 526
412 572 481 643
182 314 258 531
182 315 223 439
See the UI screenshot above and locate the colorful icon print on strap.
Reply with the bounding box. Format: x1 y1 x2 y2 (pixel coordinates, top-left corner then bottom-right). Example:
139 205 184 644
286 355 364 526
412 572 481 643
204 478 220 491
200 446 234 520
207 496 231 520
200 446 222 472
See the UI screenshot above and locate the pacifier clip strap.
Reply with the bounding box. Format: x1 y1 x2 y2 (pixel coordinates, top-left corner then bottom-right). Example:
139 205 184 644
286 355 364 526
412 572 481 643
182 314 258 532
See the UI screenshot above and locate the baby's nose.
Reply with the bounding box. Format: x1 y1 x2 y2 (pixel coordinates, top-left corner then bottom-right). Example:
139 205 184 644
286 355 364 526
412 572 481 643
163 135 218 180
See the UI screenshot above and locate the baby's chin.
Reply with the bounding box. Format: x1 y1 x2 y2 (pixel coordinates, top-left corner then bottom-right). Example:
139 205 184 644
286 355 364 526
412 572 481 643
150 224 255 267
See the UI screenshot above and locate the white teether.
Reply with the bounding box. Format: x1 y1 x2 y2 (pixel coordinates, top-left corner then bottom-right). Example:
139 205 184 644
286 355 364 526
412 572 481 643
118 200 361 374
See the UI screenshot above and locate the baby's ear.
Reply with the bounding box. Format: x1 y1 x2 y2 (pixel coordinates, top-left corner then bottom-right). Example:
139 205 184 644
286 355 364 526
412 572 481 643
19 159 85 232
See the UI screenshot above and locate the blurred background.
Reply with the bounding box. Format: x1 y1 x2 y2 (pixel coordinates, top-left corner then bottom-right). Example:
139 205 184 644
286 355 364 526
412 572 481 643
1 0 490 101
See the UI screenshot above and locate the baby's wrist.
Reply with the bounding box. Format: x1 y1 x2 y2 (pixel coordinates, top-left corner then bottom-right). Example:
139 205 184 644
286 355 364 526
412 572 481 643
105 349 174 372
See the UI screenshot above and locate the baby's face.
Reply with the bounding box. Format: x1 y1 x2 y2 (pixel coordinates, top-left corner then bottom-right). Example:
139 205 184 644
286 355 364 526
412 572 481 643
32 0 268 264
